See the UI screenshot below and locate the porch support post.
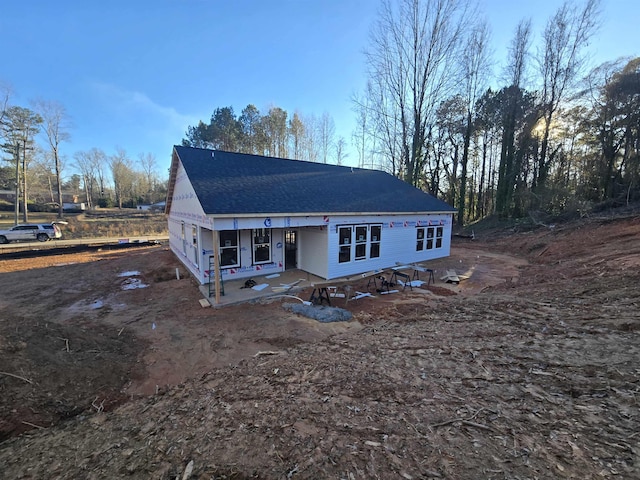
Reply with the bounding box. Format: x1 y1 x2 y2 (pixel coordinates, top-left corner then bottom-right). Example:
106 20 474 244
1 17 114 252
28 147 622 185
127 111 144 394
212 229 221 305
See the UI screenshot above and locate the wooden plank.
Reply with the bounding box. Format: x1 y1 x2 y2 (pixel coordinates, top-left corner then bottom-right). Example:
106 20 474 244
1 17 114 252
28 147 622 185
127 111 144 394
440 269 460 283
310 269 385 288
395 261 430 272
352 291 374 300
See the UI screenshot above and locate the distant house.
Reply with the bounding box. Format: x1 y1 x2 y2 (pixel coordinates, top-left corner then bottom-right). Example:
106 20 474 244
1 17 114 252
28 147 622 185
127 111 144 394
165 146 456 299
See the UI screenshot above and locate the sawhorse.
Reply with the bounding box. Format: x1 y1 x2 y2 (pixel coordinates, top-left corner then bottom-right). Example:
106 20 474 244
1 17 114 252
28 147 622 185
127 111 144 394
391 270 412 291
309 286 332 306
408 265 435 286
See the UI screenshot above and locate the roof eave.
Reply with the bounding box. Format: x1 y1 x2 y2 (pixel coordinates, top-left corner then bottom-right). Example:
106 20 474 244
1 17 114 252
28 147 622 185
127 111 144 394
205 211 455 219
164 147 180 214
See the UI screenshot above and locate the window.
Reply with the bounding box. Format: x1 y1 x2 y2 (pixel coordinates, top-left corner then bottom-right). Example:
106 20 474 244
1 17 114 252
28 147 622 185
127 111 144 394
192 226 199 268
416 228 425 251
338 226 352 263
370 225 381 258
354 225 367 260
181 222 186 255
338 224 381 263
219 230 239 267
436 226 443 248
252 228 271 264
426 227 435 250
417 225 443 251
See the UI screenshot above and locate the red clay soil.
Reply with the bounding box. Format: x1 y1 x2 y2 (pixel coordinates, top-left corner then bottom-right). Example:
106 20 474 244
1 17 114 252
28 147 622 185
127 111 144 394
0 213 638 479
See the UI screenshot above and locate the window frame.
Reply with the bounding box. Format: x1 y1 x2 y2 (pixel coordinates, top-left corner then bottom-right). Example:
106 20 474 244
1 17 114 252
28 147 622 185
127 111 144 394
338 226 352 263
252 228 272 265
338 224 382 263
354 225 368 261
370 225 381 258
426 227 435 250
219 230 240 268
416 227 425 251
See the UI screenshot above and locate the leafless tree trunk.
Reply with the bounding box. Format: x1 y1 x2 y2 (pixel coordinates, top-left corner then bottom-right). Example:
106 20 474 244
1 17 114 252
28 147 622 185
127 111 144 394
535 0 601 191
496 19 532 216
109 148 133 209
288 111 305 160
457 20 491 226
335 136 348 165
0 82 11 126
363 0 472 187
302 114 319 162
33 99 70 219
351 90 370 169
138 152 158 204
318 112 335 164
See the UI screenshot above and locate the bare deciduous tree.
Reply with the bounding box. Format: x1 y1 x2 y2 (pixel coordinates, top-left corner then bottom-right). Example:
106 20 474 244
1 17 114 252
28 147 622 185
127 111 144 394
335 136 348 165
138 152 159 204
318 112 335 164
363 0 473 187
0 82 12 128
351 89 370 168
288 111 305 160
457 20 492 226
109 148 134 209
74 149 101 209
302 114 319 162
33 99 71 218
495 19 532 216
535 0 601 190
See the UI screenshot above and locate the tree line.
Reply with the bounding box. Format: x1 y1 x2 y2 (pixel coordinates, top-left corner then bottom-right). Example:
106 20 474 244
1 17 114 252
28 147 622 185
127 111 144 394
182 105 349 165
183 1 638 227
356 0 639 225
0 86 166 222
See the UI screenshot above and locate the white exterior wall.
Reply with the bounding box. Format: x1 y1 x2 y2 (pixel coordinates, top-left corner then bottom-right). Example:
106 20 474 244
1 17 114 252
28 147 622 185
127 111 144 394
297 226 329 279
167 162 212 284
325 213 453 279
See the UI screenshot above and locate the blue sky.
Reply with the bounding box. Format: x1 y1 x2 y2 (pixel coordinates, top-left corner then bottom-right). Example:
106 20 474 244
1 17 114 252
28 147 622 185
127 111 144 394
1 0 637 178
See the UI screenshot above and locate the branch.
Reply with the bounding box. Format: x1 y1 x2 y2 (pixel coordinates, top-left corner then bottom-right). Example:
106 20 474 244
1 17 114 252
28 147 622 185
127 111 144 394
0 371 33 384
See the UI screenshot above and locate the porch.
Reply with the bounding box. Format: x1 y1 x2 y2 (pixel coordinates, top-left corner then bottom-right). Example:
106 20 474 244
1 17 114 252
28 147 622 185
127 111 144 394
199 268 325 307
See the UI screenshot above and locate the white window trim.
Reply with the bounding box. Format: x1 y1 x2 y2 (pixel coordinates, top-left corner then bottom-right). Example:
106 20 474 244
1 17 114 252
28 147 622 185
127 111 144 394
219 230 240 268
338 224 382 263
252 228 272 265
416 227 425 251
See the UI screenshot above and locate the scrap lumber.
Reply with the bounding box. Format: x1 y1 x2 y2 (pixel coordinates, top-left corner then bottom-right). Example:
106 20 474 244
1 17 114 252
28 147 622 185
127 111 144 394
271 279 303 293
310 269 383 288
351 291 375 300
440 269 460 284
395 261 431 272
327 287 346 298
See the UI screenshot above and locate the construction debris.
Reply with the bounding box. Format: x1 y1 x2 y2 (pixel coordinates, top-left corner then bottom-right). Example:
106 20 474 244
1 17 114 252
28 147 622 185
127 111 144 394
282 303 353 323
441 269 461 284
271 279 303 293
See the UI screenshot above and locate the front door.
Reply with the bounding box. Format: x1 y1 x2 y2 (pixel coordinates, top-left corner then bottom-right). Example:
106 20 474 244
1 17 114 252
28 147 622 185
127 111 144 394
284 229 297 270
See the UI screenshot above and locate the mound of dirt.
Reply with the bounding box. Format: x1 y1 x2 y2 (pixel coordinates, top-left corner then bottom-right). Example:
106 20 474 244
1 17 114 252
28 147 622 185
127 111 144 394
0 214 638 478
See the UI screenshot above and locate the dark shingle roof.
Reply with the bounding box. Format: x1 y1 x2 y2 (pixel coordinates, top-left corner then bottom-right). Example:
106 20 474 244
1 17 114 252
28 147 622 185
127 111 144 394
172 146 455 216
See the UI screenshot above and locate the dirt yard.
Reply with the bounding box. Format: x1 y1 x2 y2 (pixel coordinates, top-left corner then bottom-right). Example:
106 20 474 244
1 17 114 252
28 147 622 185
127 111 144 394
0 213 639 479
